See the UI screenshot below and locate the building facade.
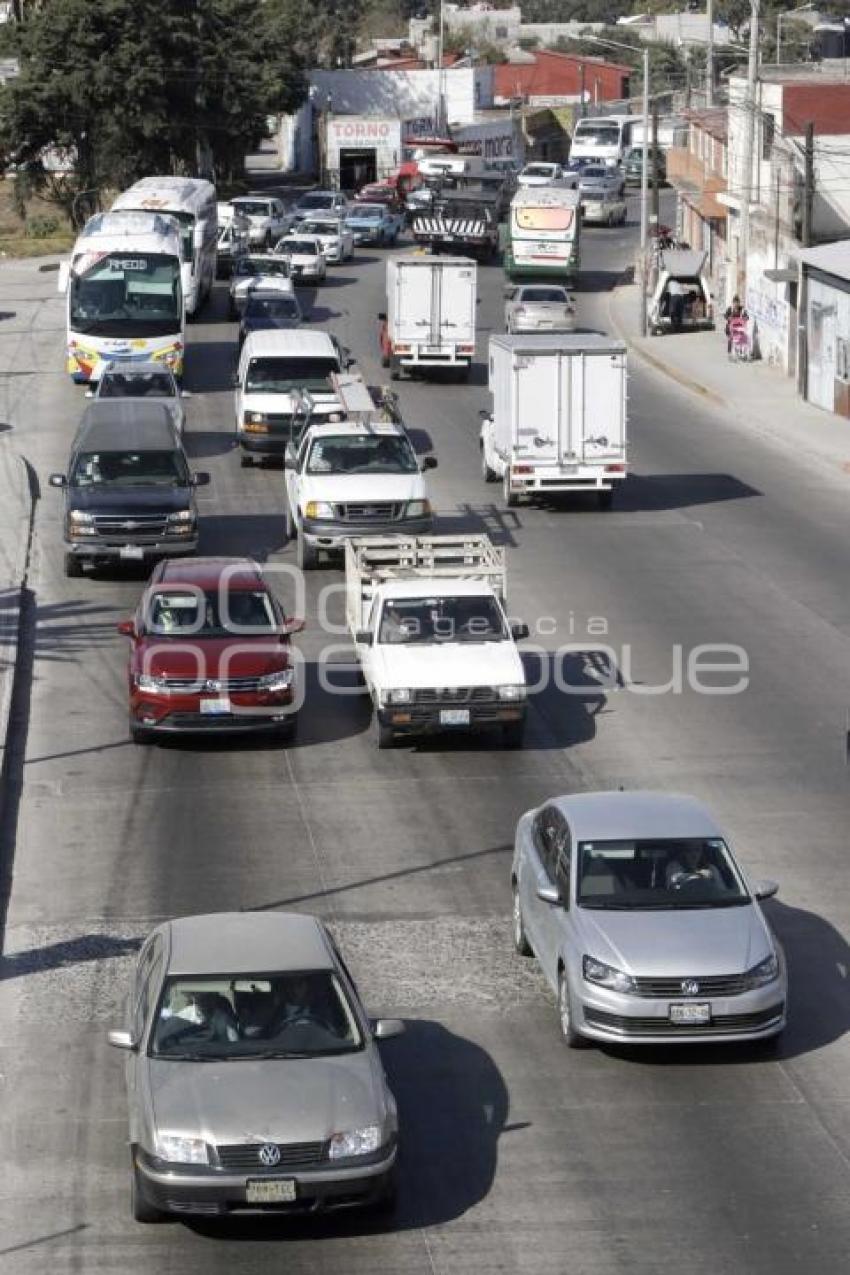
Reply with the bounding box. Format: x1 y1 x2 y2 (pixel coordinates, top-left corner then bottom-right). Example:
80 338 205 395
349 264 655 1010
493 51 631 108
667 110 729 306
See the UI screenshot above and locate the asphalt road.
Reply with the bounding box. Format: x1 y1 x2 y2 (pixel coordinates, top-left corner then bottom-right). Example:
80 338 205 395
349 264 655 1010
1 191 850 1273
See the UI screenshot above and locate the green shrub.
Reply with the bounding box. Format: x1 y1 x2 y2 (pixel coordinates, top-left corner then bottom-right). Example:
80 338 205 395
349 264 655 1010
25 215 62 239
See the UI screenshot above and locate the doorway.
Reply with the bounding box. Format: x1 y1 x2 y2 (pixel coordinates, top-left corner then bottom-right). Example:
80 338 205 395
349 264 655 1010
339 148 377 192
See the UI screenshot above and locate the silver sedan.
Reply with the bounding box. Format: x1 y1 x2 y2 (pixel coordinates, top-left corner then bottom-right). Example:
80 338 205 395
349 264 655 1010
505 285 577 334
511 791 786 1048
86 361 189 433
108 912 404 1222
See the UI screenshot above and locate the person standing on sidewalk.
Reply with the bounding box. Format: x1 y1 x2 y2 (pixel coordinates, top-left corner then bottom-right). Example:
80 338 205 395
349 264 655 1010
724 295 748 357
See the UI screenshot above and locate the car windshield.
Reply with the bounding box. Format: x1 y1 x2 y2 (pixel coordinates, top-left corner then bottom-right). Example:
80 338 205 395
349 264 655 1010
243 296 300 324
577 838 750 910
98 371 175 399
519 288 569 304
307 433 418 475
348 206 382 221
298 194 334 210
245 356 339 394
71 449 186 486
280 239 318 255
582 167 607 178
233 201 271 217
143 588 277 635
379 595 507 644
523 165 555 177
236 257 289 277
150 971 362 1059
300 221 339 236
573 125 620 146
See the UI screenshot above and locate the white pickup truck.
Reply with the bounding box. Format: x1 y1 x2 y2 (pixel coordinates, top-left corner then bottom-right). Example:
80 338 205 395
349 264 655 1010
345 535 529 749
284 374 437 570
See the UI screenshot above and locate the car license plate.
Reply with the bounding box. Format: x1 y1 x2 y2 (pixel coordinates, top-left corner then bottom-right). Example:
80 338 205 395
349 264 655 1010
563 464 579 475
119 545 144 561
245 1178 296 1204
440 708 470 726
424 345 443 353
669 1002 711 1024
200 697 231 715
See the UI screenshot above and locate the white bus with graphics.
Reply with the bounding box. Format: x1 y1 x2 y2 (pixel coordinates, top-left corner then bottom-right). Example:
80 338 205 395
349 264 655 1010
59 211 184 384
111 176 217 318
505 187 581 283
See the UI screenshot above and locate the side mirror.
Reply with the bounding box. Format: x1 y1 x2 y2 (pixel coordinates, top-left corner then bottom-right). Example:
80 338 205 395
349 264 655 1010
377 311 387 322
373 1018 405 1040
231 372 239 388
107 1028 137 1051
49 473 67 488
284 616 305 635
753 879 779 902
511 622 530 641
116 620 135 637
283 452 295 469
537 883 561 907
354 629 373 646
422 455 438 470
192 471 211 487
57 260 70 295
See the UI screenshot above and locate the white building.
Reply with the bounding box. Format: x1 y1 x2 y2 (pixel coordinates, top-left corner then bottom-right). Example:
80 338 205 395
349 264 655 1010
798 241 850 417
309 65 494 130
617 13 731 47
443 4 522 44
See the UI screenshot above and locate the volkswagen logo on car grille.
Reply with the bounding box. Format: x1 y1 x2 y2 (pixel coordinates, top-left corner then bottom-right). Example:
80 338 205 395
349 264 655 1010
204 679 222 692
258 1143 281 1167
681 979 700 996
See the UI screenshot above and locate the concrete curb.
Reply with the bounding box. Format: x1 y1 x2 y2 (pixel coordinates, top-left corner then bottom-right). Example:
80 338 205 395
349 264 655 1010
607 283 727 410
0 444 37 780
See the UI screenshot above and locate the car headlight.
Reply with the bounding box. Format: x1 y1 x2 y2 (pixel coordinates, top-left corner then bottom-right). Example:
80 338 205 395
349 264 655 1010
167 510 194 524
328 1125 381 1160
582 955 636 994
258 668 294 692
388 687 411 704
136 673 170 694
743 953 779 989
154 1134 210 1165
245 412 268 424
305 500 334 519
69 510 94 525
405 499 431 519
498 684 526 701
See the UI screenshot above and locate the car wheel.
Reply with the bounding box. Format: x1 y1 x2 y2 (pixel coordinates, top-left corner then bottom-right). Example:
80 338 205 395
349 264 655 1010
284 500 297 541
130 721 153 746
481 443 498 484
512 884 533 955
597 488 614 511
240 453 254 468
502 719 525 749
64 553 83 578
389 356 403 381
374 710 395 750
503 468 519 509
131 1164 167 1223
558 970 589 1049
297 534 317 571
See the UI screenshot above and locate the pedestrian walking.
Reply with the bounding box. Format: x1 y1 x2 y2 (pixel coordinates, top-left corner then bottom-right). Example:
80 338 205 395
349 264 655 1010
724 295 748 358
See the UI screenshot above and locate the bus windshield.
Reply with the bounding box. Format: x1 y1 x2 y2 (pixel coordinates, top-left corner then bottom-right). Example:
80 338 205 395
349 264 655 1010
69 252 182 338
573 123 622 147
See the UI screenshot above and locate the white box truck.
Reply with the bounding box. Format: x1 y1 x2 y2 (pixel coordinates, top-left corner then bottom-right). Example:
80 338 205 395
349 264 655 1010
345 534 529 749
378 256 477 382
480 333 628 510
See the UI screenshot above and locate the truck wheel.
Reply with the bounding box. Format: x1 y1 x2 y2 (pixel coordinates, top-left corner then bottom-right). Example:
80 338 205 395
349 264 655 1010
374 711 395 750
597 488 614 511
389 356 402 382
64 553 83 578
297 535 317 571
503 469 519 509
502 719 525 749
481 444 498 484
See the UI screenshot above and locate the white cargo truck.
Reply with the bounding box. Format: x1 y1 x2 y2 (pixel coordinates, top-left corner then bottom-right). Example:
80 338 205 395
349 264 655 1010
378 256 477 382
345 535 529 749
480 333 628 510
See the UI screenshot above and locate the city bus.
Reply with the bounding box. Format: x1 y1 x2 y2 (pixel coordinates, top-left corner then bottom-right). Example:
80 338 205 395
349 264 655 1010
59 211 184 384
505 187 582 283
569 114 635 169
111 176 217 318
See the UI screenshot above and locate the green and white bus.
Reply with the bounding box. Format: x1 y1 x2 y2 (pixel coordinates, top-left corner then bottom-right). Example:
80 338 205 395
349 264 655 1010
505 186 581 284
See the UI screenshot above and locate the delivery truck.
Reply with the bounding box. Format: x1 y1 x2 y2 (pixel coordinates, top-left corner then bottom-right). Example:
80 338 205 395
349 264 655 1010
345 534 529 749
378 256 477 381
480 334 628 509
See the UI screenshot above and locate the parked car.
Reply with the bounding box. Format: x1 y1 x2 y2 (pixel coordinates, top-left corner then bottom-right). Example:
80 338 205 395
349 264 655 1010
238 289 303 349
296 217 355 263
289 189 349 226
116 556 302 742
274 234 328 283
624 145 667 186
108 910 404 1220
228 254 292 319
511 791 786 1047
517 162 576 189
49 402 209 578
229 195 290 248
504 285 577 334
85 361 190 434
344 202 403 246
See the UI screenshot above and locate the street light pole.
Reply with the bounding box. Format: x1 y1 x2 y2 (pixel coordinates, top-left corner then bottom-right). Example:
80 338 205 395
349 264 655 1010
436 0 446 134
706 0 714 106
738 0 760 299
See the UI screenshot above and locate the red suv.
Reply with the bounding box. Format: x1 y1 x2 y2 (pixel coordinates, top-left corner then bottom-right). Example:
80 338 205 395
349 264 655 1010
118 557 303 744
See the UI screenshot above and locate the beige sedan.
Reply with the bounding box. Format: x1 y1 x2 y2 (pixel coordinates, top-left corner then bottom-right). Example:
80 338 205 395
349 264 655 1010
505 285 577 334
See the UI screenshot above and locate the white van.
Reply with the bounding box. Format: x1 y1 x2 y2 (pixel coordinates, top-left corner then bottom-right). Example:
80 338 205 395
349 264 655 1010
234 329 347 466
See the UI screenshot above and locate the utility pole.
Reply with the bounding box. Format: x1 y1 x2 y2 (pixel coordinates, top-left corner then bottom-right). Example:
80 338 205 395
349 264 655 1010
738 0 760 299
640 46 649 336
706 0 714 106
580 63 586 119
651 100 660 228
436 0 447 135
802 120 814 247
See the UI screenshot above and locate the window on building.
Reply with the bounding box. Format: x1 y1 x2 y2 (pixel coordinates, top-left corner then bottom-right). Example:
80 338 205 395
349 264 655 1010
496 24 507 37
762 113 775 161
837 337 850 382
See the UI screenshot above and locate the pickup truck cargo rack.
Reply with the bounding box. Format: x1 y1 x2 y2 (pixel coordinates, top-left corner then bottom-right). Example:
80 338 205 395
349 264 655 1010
345 535 507 623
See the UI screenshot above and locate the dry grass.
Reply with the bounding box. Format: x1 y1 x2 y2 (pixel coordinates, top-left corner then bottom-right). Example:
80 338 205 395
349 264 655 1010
0 176 75 259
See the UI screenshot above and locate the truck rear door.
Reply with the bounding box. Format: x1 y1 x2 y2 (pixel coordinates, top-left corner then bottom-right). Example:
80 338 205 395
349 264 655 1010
566 349 627 464
512 352 560 464
437 261 476 347
395 265 435 344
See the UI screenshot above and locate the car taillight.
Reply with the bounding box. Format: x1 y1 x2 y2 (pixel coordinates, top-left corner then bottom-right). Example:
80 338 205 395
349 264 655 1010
458 344 474 354
513 464 533 475
605 463 625 473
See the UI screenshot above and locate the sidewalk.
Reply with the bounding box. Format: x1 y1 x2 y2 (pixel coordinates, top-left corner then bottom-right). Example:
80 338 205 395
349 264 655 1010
609 282 850 480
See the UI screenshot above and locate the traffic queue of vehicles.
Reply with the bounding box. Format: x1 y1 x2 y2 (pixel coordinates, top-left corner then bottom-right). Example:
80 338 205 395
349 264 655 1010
47 170 786 1226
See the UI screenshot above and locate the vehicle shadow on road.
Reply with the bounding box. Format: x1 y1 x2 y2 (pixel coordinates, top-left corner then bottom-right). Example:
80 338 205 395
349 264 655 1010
523 649 616 751
185 1018 508 1241
1 594 123 664
617 472 761 513
185 341 237 394
183 429 239 460
0 933 140 981
433 504 522 549
198 514 285 559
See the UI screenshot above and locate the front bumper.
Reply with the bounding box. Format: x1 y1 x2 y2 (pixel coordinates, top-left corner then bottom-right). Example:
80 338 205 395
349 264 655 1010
66 535 198 562
301 515 433 550
134 1144 396 1216
378 702 526 737
130 696 297 735
289 264 324 281
574 982 786 1044
350 228 382 244
238 430 293 456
